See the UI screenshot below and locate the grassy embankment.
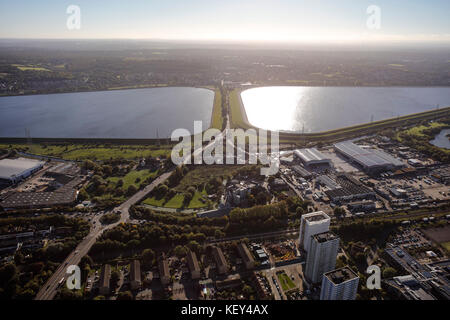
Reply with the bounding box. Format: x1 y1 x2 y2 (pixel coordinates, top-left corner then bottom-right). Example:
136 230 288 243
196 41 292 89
0 143 172 161
210 88 223 130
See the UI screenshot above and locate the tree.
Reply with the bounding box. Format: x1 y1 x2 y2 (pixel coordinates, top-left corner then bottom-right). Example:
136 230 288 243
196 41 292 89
187 241 201 254
0 264 17 285
334 207 346 218
142 249 155 267
242 284 254 298
78 188 89 202
117 291 133 300
80 255 93 270
173 245 187 258
111 270 120 284
382 267 397 279
127 185 138 196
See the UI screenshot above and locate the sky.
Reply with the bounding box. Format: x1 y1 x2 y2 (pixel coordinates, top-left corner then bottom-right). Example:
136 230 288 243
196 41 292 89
0 0 449 44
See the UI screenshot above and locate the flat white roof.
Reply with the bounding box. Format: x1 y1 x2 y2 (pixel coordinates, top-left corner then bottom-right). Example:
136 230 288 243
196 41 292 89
0 158 45 180
295 148 330 164
302 211 331 223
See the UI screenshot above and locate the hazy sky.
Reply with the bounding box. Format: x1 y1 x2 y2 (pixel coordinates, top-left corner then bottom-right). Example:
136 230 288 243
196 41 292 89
1 0 449 43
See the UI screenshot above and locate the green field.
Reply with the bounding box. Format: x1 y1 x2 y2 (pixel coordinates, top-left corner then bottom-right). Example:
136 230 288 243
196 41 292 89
0 143 172 161
401 122 448 139
89 169 159 202
142 190 208 209
12 64 51 72
277 272 296 292
108 169 158 191
174 165 248 192
442 242 450 252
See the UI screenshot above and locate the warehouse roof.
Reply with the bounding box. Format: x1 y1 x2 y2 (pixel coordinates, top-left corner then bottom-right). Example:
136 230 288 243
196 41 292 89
295 148 330 163
0 190 77 209
334 142 403 169
0 158 44 179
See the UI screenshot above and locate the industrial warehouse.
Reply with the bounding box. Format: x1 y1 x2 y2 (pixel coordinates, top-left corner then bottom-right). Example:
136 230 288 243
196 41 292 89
294 148 332 168
0 158 45 186
0 158 85 210
334 141 404 174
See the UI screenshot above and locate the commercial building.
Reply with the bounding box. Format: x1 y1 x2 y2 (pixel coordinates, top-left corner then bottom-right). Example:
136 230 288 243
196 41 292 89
325 174 375 203
292 165 313 179
212 246 229 275
334 141 404 174
347 200 376 212
320 267 359 300
294 148 332 167
0 158 45 186
386 275 436 300
99 264 111 296
186 250 201 280
0 189 77 210
215 274 241 290
158 256 170 286
305 232 340 284
299 211 331 252
317 175 341 190
129 260 141 290
237 242 255 270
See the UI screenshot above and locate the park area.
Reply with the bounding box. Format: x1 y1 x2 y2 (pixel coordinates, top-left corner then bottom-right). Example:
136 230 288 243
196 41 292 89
277 271 296 292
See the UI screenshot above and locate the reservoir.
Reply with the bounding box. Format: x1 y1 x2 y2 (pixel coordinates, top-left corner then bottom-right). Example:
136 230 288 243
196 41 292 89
430 129 450 150
0 87 214 139
241 87 450 133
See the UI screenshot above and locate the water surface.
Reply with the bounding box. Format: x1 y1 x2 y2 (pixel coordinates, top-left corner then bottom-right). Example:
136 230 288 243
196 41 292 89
0 87 214 138
430 129 450 150
241 87 450 133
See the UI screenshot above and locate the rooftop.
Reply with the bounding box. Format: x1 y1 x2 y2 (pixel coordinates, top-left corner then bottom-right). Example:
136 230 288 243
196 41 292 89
313 231 339 243
324 267 359 285
99 264 111 288
295 148 330 163
237 242 255 264
303 211 330 223
130 260 141 283
334 141 403 169
0 190 77 209
158 257 170 278
0 158 45 179
186 250 201 273
212 246 228 268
